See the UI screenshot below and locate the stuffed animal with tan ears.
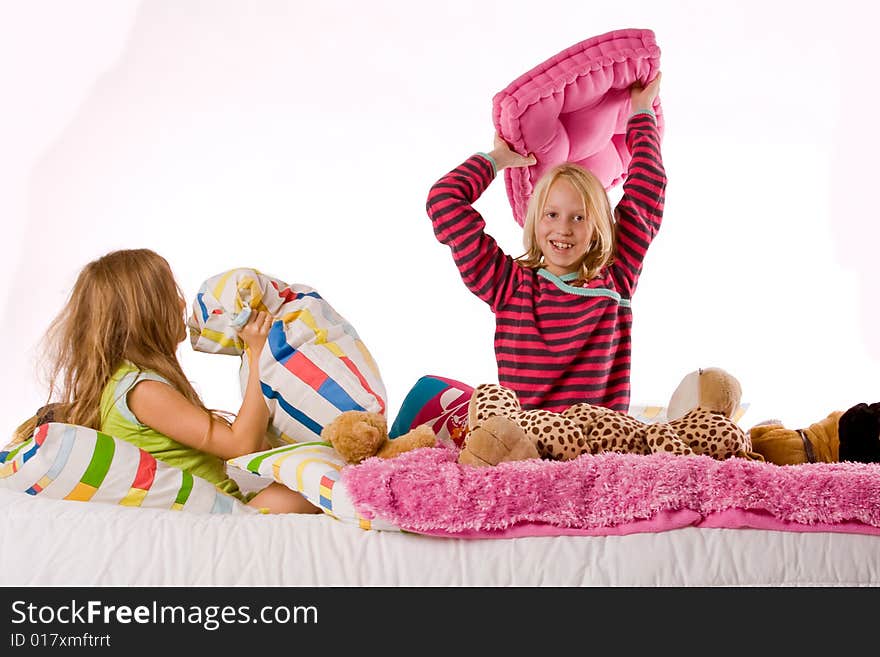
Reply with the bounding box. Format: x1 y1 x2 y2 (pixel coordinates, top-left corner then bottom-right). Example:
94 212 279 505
666 367 743 422
458 367 762 466
321 411 437 464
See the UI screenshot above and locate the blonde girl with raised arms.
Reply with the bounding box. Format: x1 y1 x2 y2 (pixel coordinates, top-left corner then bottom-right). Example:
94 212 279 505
426 74 664 414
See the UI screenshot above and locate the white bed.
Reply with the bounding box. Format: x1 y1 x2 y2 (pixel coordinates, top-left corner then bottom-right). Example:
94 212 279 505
2 487 878 587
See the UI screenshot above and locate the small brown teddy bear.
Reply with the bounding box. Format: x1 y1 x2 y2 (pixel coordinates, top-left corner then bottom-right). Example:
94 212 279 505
321 410 437 464
459 368 762 466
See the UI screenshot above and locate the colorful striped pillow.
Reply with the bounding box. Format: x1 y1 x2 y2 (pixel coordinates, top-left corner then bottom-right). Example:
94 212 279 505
390 375 473 448
187 268 387 446
0 423 254 514
227 442 400 531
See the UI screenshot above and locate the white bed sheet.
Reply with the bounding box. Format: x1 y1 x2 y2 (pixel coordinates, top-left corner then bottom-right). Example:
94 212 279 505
1 489 878 587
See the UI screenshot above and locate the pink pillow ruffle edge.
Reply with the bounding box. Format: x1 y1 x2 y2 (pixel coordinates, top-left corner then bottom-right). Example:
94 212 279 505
492 28 664 226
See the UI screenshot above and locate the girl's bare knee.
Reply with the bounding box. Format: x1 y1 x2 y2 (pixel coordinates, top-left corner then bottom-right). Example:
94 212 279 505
247 482 322 514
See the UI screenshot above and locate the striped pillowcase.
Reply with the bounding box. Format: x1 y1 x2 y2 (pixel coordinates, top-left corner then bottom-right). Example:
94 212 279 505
0 423 253 514
227 442 400 531
187 268 387 446
390 375 473 448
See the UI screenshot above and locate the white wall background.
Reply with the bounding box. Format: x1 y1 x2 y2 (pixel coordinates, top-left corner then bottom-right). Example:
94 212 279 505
2 0 878 438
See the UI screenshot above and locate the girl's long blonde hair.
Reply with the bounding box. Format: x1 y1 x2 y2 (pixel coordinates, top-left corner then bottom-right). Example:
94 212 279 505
12 249 223 443
516 163 616 281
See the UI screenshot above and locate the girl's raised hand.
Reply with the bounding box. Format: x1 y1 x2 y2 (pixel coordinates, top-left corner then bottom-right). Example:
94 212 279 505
238 310 274 359
489 132 537 171
630 71 662 113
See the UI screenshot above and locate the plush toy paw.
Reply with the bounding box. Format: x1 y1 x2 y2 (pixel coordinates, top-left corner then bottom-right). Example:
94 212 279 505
458 415 539 467
376 424 436 459
322 410 438 465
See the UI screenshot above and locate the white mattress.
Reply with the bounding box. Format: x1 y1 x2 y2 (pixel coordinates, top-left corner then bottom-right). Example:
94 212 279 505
1 489 878 586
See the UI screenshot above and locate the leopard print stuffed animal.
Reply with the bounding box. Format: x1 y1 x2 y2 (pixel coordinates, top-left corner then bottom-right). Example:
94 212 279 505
459 382 762 466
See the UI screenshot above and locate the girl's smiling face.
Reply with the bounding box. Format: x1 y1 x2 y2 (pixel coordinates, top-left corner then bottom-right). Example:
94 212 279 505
536 178 593 276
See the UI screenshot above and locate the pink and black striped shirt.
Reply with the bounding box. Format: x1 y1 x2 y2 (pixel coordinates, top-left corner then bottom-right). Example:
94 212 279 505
426 113 665 413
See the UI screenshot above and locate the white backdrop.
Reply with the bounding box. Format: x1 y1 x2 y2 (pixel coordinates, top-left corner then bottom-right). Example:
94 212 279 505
2 0 877 439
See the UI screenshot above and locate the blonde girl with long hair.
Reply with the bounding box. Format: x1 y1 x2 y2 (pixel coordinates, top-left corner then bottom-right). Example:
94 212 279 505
13 249 319 514
426 74 665 414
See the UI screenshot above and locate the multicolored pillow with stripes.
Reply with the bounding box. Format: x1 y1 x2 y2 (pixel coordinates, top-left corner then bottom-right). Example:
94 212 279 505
390 374 473 448
187 268 387 446
227 441 400 531
0 422 254 514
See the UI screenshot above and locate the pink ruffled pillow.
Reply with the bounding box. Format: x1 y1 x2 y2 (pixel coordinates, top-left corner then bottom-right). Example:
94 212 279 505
492 29 663 226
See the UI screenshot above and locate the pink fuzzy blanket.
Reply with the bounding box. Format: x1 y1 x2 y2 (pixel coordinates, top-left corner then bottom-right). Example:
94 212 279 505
341 447 880 538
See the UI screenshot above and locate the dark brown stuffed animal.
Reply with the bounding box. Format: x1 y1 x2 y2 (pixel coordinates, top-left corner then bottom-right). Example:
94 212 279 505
10 403 65 445
838 402 880 463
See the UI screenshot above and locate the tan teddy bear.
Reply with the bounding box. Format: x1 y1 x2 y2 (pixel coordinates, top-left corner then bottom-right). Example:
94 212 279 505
321 410 437 464
748 412 843 465
459 368 762 466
